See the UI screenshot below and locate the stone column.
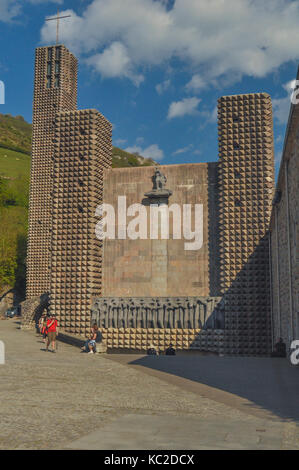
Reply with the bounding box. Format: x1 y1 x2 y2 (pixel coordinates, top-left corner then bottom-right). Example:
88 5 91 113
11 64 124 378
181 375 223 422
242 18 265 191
144 168 173 297
150 205 168 296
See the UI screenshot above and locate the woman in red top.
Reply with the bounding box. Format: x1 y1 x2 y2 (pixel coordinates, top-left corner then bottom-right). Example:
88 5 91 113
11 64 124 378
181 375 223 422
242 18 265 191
46 314 58 353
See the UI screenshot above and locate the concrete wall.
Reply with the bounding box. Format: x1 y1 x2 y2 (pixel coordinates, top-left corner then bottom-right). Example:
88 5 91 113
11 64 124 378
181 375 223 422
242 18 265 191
270 97 299 348
102 163 219 298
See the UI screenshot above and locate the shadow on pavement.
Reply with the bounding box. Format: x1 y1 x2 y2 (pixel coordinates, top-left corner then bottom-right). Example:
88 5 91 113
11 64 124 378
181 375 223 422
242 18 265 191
127 355 299 422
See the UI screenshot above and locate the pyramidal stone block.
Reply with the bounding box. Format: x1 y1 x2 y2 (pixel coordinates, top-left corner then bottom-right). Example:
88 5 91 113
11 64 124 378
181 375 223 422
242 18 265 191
50 109 112 335
217 93 275 355
26 45 112 336
27 45 78 299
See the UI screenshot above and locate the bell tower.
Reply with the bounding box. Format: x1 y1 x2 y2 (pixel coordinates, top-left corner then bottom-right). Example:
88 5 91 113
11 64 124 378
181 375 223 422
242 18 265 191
26 45 77 298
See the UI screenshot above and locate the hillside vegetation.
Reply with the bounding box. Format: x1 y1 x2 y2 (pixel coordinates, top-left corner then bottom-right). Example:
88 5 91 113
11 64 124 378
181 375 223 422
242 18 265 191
0 113 156 298
0 114 32 155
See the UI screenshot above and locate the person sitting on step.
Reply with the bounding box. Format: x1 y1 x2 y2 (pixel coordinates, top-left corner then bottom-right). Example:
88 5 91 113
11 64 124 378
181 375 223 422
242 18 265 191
271 338 286 358
165 343 176 356
81 323 99 354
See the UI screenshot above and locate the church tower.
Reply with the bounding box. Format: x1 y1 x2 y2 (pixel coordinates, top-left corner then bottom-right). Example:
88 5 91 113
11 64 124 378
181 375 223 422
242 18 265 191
26 44 112 334
26 45 77 298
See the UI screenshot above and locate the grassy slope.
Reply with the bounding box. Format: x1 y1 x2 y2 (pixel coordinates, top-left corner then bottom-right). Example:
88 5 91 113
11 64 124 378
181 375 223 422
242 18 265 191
0 114 156 296
0 147 29 295
112 147 156 167
0 114 32 155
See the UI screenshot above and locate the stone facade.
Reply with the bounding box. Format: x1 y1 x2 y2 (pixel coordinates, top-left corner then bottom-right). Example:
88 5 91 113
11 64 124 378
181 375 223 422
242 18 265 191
218 93 275 355
270 71 299 349
91 296 224 352
102 163 219 298
20 293 49 330
94 327 226 353
26 43 277 355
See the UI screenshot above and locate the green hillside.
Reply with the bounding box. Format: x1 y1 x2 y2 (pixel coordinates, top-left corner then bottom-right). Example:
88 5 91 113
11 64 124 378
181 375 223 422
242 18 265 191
112 146 156 167
0 147 29 297
0 113 156 298
0 114 32 155
0 113 156 168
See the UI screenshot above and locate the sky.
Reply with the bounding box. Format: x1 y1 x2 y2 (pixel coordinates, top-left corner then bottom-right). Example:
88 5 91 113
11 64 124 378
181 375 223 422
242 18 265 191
1 0 299 175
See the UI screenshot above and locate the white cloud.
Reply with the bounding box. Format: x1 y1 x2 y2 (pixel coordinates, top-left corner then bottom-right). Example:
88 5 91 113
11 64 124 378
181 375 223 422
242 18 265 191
204 106 218 123
28 0 63 4
275 150 283 165
283 79 297 93
272 97 290 125
185 75 206 93
0 1 63 23
0 0 20 21
156 79 171 95
125 144 164 161
272 79 296 125
275 135 283 144
200 105 218 124
167 97 200 119
114 138 127 146
39 0 299 87
172 144 193 156
86 42 144 86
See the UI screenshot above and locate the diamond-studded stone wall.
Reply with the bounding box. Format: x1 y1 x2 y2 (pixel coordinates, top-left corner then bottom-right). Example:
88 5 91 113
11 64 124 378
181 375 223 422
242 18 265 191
270 69 299 348
218 93 275 355
98 328 225 353
26 43 277 355
50 109 112 335
26 45 77 299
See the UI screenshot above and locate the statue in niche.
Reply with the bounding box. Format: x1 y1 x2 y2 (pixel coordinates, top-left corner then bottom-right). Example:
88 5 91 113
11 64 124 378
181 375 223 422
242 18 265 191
152 168 167 191
144 168 172 205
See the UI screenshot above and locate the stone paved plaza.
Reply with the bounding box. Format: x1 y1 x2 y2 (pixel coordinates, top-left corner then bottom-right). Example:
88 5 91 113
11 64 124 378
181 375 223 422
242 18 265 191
0 318 298 450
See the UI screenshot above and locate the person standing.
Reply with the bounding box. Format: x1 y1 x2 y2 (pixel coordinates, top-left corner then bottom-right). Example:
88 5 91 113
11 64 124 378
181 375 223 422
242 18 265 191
39 314 48 344
46 314 58 353
38 314 44 335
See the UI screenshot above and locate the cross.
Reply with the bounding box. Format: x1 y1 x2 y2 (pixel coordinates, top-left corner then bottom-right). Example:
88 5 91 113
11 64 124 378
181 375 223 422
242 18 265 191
46 9 71 45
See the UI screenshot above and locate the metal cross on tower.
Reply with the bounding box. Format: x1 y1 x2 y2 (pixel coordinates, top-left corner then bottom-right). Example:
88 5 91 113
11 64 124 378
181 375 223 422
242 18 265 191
46 9 71 45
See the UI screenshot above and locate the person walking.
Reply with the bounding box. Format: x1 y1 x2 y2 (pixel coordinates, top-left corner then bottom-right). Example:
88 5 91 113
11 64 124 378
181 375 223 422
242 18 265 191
46 314 58 353
38 314 44 335
39 313 48 344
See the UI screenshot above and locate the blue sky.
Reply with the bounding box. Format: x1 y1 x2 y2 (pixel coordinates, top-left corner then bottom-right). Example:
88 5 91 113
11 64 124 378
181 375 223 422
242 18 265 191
1 0 299 175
